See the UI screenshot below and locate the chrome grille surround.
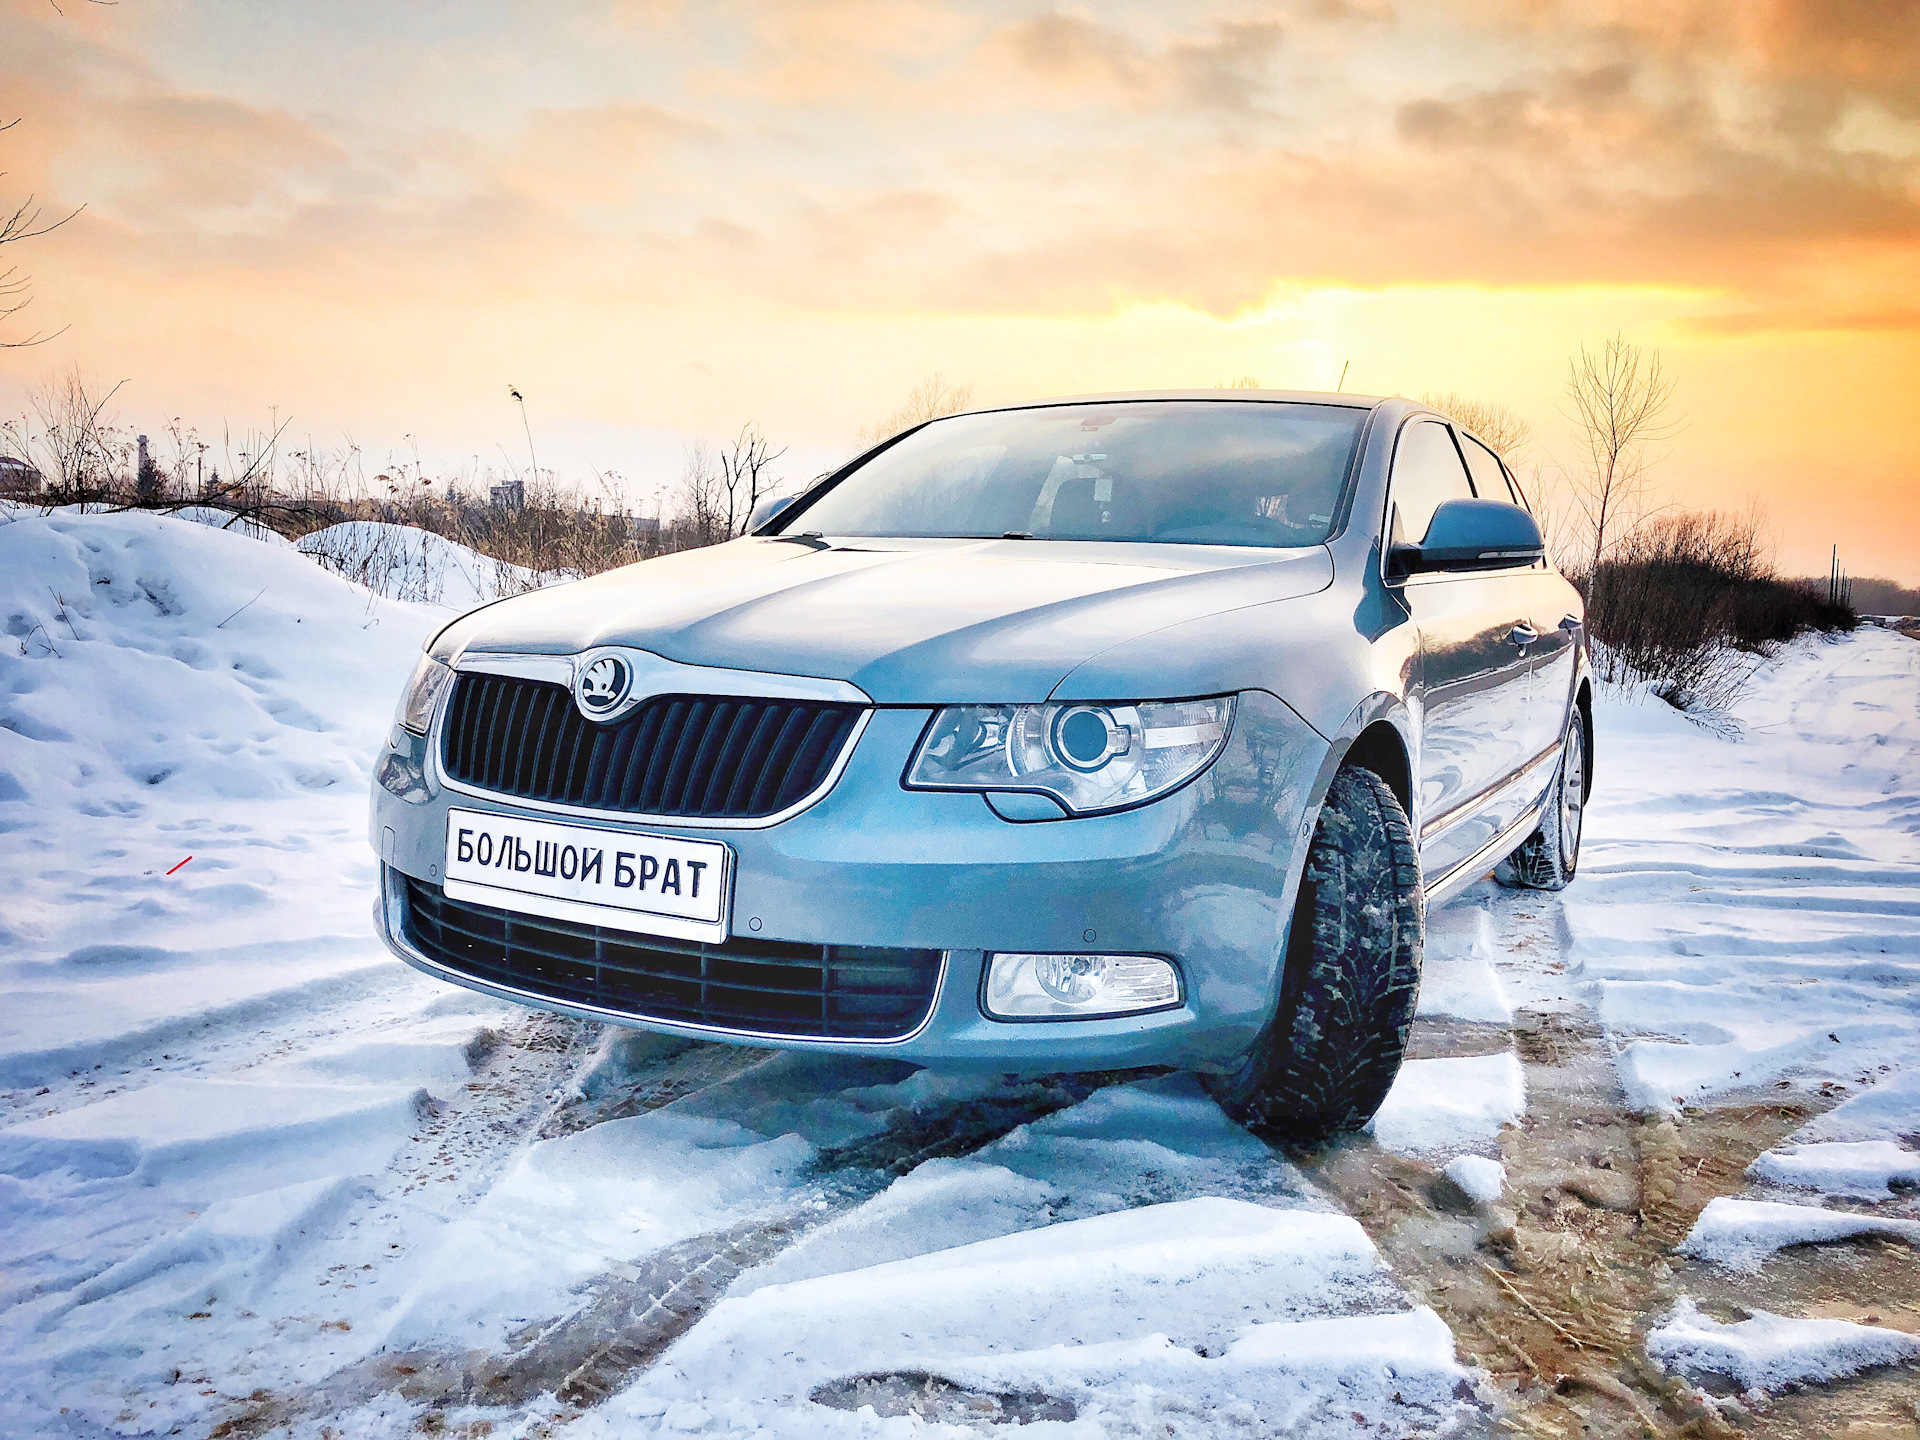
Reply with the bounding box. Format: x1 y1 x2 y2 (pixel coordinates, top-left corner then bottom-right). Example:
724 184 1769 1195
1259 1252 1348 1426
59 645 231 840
433 649 872 829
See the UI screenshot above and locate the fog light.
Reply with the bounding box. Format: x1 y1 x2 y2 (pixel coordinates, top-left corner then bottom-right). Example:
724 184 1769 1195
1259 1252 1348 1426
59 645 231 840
982 952 1182 1020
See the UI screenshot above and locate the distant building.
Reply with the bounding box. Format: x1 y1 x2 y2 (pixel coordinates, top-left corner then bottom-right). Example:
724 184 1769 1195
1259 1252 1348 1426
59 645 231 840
0 455 42 496
630 513 660 535
490 480 525 511
136 434 159 499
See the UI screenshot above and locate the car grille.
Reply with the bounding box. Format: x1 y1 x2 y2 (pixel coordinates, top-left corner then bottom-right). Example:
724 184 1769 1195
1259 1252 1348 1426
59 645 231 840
440 673 864 821
402 878 943 1040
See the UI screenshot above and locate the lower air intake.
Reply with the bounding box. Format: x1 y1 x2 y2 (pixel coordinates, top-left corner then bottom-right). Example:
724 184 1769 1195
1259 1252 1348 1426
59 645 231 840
402 878 942 1041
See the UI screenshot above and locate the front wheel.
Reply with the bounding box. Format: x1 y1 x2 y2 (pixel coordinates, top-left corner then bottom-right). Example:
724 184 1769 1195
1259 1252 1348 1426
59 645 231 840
1204 765 1423 1144
1494 709 1587 891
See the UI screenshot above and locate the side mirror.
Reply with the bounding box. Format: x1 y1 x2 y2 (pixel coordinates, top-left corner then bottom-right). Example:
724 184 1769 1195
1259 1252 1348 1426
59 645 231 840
747 494 797 534
1391 498 1544 577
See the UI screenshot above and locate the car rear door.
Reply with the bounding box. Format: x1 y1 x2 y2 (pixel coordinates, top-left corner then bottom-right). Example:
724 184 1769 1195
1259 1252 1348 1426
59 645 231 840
1390 420 1537 881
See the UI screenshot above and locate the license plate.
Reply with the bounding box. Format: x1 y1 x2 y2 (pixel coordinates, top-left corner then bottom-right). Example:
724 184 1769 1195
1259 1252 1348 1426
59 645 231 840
442 807 732 944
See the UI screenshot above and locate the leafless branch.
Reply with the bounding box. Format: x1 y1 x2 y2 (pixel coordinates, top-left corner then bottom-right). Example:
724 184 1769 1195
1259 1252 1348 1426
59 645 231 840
0 173 85 347
717 423 787 537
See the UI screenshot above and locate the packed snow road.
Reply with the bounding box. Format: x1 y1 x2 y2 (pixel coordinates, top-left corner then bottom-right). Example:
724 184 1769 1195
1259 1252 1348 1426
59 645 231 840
2 508 1915 1439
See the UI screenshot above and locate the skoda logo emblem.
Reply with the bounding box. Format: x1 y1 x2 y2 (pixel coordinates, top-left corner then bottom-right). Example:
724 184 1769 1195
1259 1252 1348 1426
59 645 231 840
576 654 632 720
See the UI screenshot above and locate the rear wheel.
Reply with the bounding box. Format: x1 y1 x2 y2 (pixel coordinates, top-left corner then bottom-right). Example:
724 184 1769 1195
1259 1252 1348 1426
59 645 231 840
1205 765 1423 1144
1494 709 1587 891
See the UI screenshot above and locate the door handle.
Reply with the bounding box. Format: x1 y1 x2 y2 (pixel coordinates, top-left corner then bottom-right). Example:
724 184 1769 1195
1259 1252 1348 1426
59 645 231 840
1508 623 1539 647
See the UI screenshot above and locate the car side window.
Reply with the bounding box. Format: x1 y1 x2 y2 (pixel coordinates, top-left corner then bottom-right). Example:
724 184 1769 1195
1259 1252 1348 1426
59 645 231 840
1389 420 1476 544
1459 433 1523 509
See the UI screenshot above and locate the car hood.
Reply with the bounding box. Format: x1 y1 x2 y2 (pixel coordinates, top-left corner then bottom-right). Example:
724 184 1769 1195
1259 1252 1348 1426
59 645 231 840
435 535 1334 703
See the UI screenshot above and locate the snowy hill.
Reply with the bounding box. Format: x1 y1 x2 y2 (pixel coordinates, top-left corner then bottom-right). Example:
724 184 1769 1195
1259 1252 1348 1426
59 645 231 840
1 510 440 977
297 519 561 609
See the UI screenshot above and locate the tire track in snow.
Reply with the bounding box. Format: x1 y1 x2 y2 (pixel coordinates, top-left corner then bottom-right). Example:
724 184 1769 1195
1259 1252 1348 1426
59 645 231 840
205 1064 1151 1436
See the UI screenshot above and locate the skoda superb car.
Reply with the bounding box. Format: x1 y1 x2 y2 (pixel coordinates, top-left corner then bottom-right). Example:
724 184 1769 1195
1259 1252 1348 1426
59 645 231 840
371 391 1591 1140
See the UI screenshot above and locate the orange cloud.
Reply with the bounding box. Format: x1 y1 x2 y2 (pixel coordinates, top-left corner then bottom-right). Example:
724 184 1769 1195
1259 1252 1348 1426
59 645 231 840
2 0 1918 581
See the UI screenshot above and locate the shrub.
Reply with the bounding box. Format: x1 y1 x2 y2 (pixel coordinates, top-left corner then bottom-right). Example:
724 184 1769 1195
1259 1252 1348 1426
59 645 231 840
1581 509 1855 713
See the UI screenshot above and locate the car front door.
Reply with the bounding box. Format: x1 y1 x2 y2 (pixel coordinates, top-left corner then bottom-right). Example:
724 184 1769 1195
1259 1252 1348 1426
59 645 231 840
1389 419 1537 882
1458 432 1580 767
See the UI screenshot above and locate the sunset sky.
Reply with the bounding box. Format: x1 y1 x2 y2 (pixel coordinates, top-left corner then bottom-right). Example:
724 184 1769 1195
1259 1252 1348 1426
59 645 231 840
2 0 1916 580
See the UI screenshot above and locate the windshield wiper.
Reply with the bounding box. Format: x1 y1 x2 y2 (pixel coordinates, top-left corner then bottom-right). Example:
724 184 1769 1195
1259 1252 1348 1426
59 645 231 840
1000 531 1036 540
768 530 830 550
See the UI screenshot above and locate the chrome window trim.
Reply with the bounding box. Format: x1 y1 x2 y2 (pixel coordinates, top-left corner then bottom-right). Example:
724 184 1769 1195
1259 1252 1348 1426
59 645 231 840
381 865 952 1047
430 650 875 831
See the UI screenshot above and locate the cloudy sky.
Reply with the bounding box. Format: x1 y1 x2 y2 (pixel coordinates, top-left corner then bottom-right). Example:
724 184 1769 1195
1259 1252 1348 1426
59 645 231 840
2 0 1916 579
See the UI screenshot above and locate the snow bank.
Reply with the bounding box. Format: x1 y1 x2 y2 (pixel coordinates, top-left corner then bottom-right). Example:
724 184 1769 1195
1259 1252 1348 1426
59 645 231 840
163 505 293 546
737 1073 1325 1299
1368 1052 1524 1157
1647 1296 1919 1394
1678 1197 1920 1272
381 1112 814 1351
297 519 562 609
0 1077 428 1185
1749 1140 1920 1200
0 510 440 1079
1 508 430 815
1561 633 1920 1114
1445 1154 1506 1205
1743 1069 1920 1200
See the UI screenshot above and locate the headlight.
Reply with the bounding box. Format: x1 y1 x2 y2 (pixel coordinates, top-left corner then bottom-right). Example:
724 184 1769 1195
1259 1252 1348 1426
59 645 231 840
905 695 1233 816
396 654 453 735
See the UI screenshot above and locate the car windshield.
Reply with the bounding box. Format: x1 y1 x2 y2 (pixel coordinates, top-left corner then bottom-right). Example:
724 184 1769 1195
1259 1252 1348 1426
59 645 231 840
780 400 1367 548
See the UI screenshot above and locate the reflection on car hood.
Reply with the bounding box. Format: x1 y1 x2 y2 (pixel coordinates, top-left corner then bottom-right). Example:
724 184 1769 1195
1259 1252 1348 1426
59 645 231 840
436 535 1334 703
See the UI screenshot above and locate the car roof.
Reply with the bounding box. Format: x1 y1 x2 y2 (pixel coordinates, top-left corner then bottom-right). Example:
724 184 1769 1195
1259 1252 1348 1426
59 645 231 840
966 387 1388 414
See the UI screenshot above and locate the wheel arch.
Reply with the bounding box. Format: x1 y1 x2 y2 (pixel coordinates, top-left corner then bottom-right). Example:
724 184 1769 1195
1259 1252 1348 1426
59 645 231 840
1342 719 1412 817
1321 692 1415 821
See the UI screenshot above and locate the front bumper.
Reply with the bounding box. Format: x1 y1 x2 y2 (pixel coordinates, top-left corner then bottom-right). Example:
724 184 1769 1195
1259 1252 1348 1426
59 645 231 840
371 690 1331 1073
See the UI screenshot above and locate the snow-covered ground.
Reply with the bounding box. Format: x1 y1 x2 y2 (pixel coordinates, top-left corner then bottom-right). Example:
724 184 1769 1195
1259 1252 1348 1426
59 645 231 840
3 506 1916 1437
1566 636 1920 1117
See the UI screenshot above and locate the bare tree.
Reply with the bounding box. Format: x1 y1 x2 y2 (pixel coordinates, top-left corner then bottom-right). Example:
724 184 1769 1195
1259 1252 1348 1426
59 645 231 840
717 422 787 536
861 373 973 447
1419 391 1533 459
678 440 727 546
1563 335 1680 593
0 119 83 349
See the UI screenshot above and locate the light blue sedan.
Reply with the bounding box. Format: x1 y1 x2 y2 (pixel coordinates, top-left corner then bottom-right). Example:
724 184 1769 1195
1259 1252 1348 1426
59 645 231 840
372 391 1590 1140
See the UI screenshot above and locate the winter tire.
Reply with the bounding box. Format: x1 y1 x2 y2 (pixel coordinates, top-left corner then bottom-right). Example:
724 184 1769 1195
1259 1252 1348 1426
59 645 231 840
1205 765 1423 1144
1494 709 1587 891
